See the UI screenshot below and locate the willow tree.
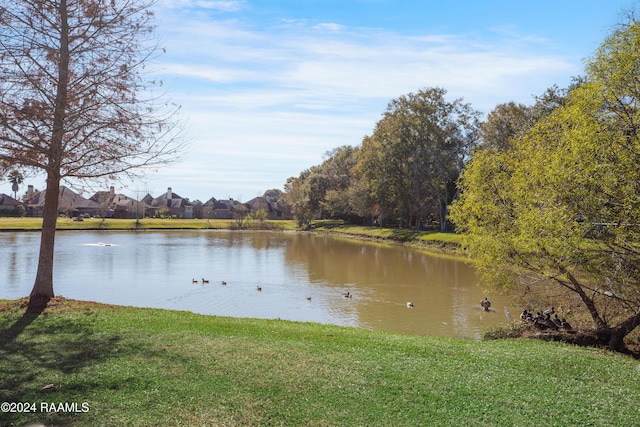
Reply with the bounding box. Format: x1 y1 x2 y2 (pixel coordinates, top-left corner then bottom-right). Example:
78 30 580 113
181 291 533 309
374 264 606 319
450 19 640 351
0 0 182 309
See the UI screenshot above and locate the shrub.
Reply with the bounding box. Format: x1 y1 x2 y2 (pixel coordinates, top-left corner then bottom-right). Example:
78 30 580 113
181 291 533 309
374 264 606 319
482 322 524 340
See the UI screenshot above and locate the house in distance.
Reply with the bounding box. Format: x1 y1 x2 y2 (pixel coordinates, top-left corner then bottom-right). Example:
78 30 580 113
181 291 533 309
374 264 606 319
8 185 292 220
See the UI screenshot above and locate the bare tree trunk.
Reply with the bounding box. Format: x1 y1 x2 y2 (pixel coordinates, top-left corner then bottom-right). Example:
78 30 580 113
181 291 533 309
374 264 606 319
29 175 61 310
562 269 607 329
560 267 639 351
28 0 69 311
605 310 640 351
414 214 422 231
438 198 448 232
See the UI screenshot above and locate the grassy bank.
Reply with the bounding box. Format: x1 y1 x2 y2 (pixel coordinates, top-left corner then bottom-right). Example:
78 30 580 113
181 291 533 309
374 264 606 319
312 220 463 253
1 298 639 426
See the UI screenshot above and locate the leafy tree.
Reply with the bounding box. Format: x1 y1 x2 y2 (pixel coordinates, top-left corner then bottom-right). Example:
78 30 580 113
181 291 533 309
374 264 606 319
345 174 375 224
356 133 403 226
317 146 360 221
479 83 582 152
281 172 315 229
358 87 480 230
253 208 268 225
0 0 183 309
304 166 330 218
527 84 570 122
479 102 532 151
282 147 360 228
450 18 640 350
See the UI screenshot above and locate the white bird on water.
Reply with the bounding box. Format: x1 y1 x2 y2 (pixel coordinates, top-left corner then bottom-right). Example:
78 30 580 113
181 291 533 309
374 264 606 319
504 307 513 321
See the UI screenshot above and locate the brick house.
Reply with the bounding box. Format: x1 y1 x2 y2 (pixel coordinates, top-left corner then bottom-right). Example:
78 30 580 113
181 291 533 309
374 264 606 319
142 187 193 219
23 185 101 217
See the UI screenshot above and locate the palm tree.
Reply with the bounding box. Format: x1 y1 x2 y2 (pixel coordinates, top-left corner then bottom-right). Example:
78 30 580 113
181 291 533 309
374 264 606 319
8 170 23 199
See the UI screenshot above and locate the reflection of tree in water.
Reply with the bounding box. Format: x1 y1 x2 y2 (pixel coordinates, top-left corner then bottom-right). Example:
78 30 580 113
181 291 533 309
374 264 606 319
281 233 503 338
283 233 470 289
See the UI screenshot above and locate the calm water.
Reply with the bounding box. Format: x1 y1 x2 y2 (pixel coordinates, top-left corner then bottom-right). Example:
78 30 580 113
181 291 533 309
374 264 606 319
0 230 512 339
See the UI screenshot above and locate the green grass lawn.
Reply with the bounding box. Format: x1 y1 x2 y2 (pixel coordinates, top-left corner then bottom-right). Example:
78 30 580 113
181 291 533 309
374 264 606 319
1 298 639 426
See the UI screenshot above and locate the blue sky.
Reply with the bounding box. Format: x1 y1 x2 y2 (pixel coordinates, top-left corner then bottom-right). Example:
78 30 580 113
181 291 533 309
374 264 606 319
3 0 634 202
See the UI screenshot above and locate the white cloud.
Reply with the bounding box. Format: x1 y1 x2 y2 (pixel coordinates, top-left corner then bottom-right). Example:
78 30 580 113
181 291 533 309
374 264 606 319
313 23 345 32
132 7 580 200
158 0 247 12
159 17 574 111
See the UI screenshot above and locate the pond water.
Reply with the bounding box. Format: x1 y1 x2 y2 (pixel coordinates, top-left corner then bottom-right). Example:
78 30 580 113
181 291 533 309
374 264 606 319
0 230 512 339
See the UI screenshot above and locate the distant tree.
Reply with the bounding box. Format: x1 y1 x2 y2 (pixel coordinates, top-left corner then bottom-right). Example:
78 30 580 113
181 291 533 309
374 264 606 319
450 18 640 351
316 146 359 221
479 85 584 152
0 0 183 309
7 170 23 199
281 172 315 229
232 203 249 228
479 102 532 151
358 87 480 230
345 174 374 225
356 134 400 226
253 208 268 226
263 189 283 204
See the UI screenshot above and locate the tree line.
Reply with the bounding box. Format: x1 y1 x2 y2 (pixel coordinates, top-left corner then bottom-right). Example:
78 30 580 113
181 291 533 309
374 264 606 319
280 84 578 232
281 87 480 231
282 13 640 351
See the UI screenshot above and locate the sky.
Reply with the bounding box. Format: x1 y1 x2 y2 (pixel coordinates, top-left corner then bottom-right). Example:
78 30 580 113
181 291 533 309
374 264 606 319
2 0 635 202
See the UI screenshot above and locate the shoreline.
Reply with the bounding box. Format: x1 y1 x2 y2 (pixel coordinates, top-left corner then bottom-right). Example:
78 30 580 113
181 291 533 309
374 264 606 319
0 217 465 255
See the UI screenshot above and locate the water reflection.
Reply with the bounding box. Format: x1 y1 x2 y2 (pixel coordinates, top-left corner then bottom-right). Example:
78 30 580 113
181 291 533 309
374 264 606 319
282 233 510 337
0 230 511 339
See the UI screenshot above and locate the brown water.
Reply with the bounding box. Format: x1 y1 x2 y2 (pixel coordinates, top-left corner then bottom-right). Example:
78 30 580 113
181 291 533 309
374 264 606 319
282 233 511 337
0 230 512 339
